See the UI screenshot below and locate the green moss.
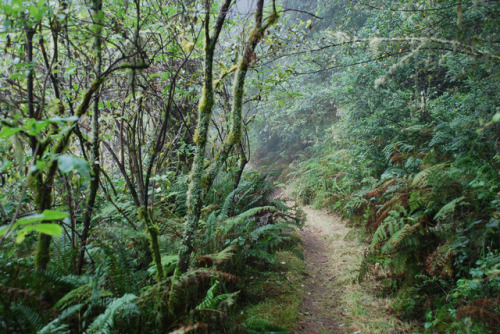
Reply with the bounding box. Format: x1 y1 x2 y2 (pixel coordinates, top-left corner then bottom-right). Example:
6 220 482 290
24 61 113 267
139 208 163 280
267 12 280 27
198 87 208 112
137 207 146 220
35 233 52 270
228 131 242 145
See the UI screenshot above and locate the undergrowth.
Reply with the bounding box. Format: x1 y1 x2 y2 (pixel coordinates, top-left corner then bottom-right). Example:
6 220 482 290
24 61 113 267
0 171 305 333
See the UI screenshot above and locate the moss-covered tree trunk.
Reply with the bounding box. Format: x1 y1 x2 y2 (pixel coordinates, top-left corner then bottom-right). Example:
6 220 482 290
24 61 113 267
176 0 277 274
203 0 277 190
176 0 233 274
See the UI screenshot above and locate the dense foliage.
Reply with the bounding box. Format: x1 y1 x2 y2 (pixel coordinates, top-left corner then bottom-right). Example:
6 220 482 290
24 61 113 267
1 0 499 332
254 0 500 332
0 0 306 332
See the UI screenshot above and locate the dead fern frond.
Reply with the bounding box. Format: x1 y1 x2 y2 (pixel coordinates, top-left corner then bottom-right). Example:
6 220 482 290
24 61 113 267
456 297 500 332
366 178 398 199
425 242 454 277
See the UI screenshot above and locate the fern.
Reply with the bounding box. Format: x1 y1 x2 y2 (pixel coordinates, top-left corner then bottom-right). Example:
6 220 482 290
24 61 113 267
198 245 236 267
221 206 277 234
54 283 112 310
86 294 138 334
412 163 448 187
195 281 237 310
381 222 421 254
38 304 83 334
11 304 43 332
57 274 91 287
246 249 276 264
371 210 404 250
434 196 466 222
249 224 281 240
409 190 425 212
219 186 240 220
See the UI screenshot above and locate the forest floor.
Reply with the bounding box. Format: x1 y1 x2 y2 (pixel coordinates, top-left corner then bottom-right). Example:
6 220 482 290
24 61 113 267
289 199 418 333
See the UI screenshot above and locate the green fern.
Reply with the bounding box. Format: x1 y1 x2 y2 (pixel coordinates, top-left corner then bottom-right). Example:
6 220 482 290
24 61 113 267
198 245 237 267
54 283 112 310
221 206 277 234
246 249 277 264
371 210 404 250
249 224 281 240
409 190 425 212
412 163 448 187
11 304 43 332
86 294 138 334
38 304 83 334
381 222 421 254
219 182 249 219
195 280 237 310
434 196 467 222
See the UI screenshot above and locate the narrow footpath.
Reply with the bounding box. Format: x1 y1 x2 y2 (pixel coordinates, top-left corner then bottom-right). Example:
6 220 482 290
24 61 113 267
292 204 351 334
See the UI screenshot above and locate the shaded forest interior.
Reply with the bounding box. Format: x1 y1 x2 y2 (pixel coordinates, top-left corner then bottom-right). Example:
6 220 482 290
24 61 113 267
0 0 499 333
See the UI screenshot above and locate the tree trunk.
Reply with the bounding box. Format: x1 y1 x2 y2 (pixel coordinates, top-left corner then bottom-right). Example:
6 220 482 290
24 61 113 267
176 0 277 274
176 0 233 274
77 0 103 275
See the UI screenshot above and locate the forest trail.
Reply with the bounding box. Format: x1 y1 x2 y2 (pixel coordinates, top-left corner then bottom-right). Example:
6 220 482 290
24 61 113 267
292 203 352 334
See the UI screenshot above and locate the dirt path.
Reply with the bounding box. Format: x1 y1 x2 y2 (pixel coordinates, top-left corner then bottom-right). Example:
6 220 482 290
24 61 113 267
292 205 352 334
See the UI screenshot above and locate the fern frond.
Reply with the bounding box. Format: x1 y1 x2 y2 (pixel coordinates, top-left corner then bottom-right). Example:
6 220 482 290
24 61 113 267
38 304 83 334
246 249 276 264
86 294 138 334
434 196 466 222
412 163 448 187
12 304 43 331
371 212 404 250
54 284 112 310
57 274 91 287
195 281 238 311
381 223 422 254
198 245 237 267
250 224 281 240
222 206 277 234
220 185 243 219
425 241 455 276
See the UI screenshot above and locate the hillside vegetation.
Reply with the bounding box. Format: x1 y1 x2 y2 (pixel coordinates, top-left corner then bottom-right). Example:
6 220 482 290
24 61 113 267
254 0 500 332
0 0 499 333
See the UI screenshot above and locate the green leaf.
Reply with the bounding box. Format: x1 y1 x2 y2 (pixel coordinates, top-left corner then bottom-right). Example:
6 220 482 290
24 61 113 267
0 127 21 139
35 223 63 236
492 112 500 123
24 119 50 136
16 226 35 243
15 223 62 243
17 214 47 225
0 225 9 237
57 154 91 179
17 210 68 225
40 210 69 220
29 5 40 20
